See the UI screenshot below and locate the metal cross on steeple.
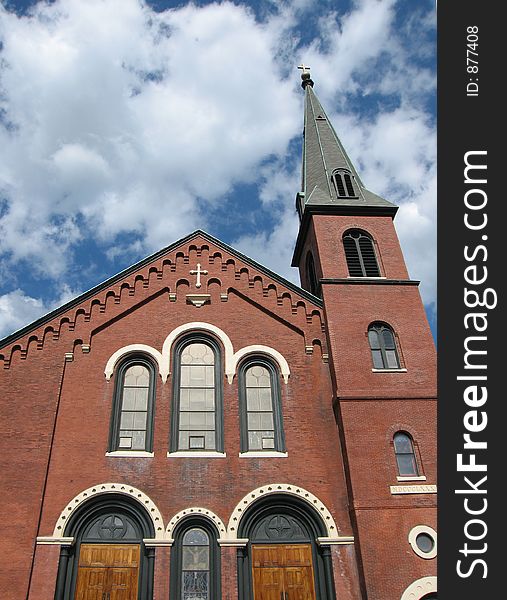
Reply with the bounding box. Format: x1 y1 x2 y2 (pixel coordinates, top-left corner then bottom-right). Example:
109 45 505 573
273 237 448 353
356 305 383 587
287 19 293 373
189 263 208 289
297 63 311 74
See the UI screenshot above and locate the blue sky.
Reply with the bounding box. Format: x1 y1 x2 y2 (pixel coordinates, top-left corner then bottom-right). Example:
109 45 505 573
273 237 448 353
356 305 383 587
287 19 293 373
0 0 436 340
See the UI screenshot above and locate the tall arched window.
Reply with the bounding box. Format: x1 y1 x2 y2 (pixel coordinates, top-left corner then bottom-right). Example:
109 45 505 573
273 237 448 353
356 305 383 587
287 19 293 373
170 520 220 600
343 230 380 277
394 431 419 476
368 323 400 369
171 336 223 453
306 252 319 296
109 356 156 453
239 358 285 454
331 169 357 198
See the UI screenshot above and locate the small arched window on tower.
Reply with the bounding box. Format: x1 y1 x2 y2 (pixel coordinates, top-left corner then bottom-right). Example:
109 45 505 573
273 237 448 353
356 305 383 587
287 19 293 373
368 322 401 369
306 252 319 296
109 356 156 453
394 431 419 477
331 168 357 198
343 230 380 277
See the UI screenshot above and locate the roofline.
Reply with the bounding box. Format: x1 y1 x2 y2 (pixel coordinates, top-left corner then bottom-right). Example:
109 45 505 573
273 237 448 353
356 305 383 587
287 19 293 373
0 229 322 349
291 204 398 266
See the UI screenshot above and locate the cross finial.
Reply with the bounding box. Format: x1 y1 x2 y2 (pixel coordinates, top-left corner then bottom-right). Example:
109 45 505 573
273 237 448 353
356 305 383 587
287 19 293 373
189 263 208 289
298 64 314 89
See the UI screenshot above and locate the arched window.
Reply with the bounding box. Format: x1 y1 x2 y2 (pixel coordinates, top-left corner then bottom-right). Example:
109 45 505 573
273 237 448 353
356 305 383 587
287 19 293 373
331 169 357 198
343 230 380 277
170 520 220 600
394 432 419 476
171 335 223 453
368 323 400 369
239 358 285 454
306 252 319 296
109 356 156 453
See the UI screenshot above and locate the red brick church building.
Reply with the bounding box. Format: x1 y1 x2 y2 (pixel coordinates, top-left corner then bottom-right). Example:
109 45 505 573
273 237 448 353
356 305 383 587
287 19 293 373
0 70 437 600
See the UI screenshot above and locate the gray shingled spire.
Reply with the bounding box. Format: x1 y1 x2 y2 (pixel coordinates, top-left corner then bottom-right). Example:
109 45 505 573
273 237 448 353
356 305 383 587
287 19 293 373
296 69 396 217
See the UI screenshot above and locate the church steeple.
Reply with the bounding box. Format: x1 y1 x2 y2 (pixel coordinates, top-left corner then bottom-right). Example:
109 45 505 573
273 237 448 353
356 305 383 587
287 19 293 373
296 67 396 219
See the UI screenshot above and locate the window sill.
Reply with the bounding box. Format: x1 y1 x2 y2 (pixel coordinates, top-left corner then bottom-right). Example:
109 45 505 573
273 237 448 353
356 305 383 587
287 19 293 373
105 451 154 458
239 451 288 458
167 451 226 458
371 368 407 373
397 475 427 482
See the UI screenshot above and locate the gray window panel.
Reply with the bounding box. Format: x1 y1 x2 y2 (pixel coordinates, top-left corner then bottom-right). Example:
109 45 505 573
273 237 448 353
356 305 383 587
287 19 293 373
258 388 273 409
131 431 146 450
133 412 147 429
119 436 132 448
134 388 149 410
382 329 395 349
368 330 380 349
386 350 399 369
246 389 260 411
189 436 205 449
121 388 136 410
372 350 384 369
248 431 262 450
120 412 135 429
260 413 274 429
262 437 275 449
180 412 215 431
397 454 418 475
247 413 261 430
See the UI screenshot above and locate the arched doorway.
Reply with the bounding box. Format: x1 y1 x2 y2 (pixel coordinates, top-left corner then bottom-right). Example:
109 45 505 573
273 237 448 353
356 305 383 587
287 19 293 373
237 495 336 600
54 494 155 599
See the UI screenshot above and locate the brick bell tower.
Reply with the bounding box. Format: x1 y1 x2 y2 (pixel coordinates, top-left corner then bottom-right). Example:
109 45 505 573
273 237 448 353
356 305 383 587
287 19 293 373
292 68 437 599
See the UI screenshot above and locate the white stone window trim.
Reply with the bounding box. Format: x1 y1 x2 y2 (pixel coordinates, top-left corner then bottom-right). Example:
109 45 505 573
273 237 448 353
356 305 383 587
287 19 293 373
105 451 154 458
408 525 437 560
51 483 165 540
162 322 235 382
104 344 164 381
347 276 387 280
372 368 407 373
167 451 227 458
225 483 338 541
400 576 437 600
104 322 291 385
232 345 290 384
239 451 288 458
166 507 227 541
397 475 427 482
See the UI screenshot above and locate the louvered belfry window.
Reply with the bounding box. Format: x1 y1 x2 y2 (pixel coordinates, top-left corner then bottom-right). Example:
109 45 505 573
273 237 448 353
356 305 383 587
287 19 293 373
343 230 380 277
332 169 356 198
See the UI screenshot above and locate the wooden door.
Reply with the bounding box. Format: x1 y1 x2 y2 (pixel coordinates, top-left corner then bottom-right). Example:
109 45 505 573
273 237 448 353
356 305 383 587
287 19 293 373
252 544 316 600
75 544 140 600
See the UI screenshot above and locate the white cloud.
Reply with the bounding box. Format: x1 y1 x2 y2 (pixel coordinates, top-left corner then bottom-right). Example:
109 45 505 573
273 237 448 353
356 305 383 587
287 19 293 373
0 0 436 337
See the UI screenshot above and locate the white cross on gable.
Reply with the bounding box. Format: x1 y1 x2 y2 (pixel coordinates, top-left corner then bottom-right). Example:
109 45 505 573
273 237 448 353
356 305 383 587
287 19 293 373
189 263 208 289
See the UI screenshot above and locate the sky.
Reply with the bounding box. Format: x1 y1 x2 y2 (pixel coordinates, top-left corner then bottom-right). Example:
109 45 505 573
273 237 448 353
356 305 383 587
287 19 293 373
0 0 437 341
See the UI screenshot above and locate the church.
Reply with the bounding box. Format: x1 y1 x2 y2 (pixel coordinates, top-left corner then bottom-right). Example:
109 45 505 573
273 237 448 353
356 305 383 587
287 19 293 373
0 69 437 600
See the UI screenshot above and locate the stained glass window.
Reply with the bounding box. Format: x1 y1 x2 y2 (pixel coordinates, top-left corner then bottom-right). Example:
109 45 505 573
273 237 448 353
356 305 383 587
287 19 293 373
181 528 210 600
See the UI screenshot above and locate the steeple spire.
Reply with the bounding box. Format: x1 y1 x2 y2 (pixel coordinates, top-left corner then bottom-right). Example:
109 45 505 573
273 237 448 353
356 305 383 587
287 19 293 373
296 68 396 219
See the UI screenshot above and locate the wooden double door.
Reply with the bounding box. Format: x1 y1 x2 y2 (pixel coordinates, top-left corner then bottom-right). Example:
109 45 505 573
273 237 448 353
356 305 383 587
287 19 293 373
74 544 140 600
252 544 316 600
